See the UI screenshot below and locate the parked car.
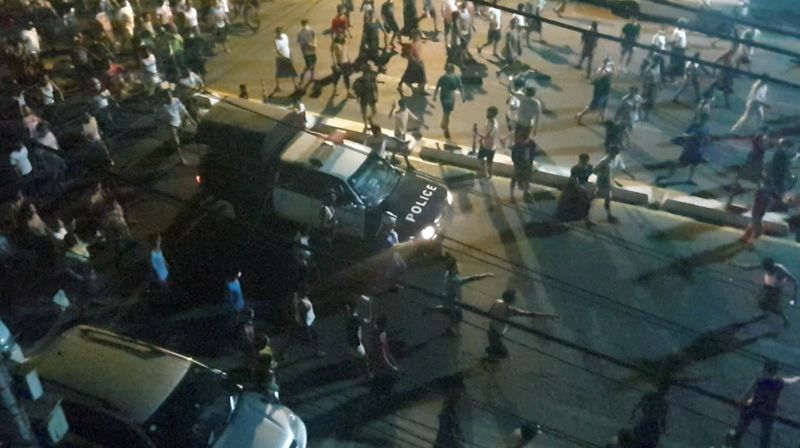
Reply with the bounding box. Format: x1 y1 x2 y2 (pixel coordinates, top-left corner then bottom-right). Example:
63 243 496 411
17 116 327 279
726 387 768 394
25 325 307 448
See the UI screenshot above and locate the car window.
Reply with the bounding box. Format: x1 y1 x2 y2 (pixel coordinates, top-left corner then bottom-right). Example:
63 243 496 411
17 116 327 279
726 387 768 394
61 401 155 448
277 164 338 201
347 155 402 208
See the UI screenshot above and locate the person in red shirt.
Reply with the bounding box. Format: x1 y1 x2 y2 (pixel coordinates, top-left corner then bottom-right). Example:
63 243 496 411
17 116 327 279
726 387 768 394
331 5 351 44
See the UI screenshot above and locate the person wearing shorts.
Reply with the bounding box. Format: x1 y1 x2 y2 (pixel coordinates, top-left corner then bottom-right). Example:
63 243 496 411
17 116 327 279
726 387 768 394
593 146 634 222
477 106 501 180
576 58 613 124
297 19 317 85
510 133 537 203
272 27 299 96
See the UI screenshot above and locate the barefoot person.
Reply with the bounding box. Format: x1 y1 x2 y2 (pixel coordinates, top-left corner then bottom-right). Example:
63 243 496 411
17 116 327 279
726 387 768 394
486 289 558 359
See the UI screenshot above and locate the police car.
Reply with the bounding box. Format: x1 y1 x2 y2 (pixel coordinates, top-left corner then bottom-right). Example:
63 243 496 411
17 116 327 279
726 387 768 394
197 97 452 243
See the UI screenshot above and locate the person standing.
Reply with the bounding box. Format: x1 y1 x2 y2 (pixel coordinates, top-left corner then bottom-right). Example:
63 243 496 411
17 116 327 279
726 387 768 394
209 0 230 53
576 58 614 124
515 86 542 140
710 45 737 109
727 127 770 207
593 146 634 223
331 5 352 44
365 124 388 158
287 288 326 357
631 383 670 448
576 21 598 78
331 29 354 97
297 20 317 86
435 254 493 335
640 58 660 121
735 258 797 326
510 132 537 203
433 387 465 448
401 0 419 37
372 314 399 396
619 16 640 70
477 2 502 57
352 63 380 131
555 153 596 225
668 23 687 79
388 98 426 169
486 289 558 359
433 63 465 141
225 269 247 313
477 106 501 180
149 233 170 291
381 0 401 49
359 11 385 70
497 18 523 78
729 361 800 448
615 86 643 145
398 31 427 95
731 78 769 133
159 88 196 165
673 52 706 105
345 295 372 371
271 27 299 97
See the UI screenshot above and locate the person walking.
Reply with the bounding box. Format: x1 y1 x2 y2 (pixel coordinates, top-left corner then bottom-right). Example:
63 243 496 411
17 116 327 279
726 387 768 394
657 112 711 185
271 27 299 97
615 86 643 145
149 233 170 292
331 31 355 97
358 11 386 70
668 23 687 79
345 295 372 374
510 131 537 203
209 0 230 53
297 19 318 86
710 45 737 109
398 31 427 95
619 16 640 70
419 0 439 34
401 0 419 37
477 2 502 57
224 269 247 313
434 253 493 336
576 58 614 124
729 361 800 448
553 0 569 17
727 128 770 207
735 258 797 326
593 146 634 223
159 88 196 165
352 63 380 131
731 78 769 133
477 106 501 180
434 63 465 141
673 52 706 105
486 289 558 359
381 0 401 49
576 21 599 78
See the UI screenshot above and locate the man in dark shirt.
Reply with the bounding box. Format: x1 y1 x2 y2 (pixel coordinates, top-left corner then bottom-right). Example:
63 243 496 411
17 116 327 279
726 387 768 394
510 134 537 203
731 361 800 448
620 17 640 69
577 21 598 78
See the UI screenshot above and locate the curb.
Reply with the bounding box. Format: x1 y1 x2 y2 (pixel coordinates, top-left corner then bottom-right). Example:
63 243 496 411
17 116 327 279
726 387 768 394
418 143 790 237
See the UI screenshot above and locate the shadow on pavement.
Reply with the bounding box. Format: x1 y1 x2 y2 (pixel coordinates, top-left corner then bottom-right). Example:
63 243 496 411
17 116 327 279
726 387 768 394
648 221 717 242
634 241 748 283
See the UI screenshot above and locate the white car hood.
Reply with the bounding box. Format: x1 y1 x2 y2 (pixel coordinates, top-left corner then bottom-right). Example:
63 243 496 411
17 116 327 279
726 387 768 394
213 392 307 448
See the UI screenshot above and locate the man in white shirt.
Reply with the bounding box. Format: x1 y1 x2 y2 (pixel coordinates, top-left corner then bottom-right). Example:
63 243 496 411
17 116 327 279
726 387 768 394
477 106 501 180
118 0 136 48
365 124 387 159
441 0 459 42
669 24 687 78
9 142 33 177
182 0 200 35
651 28 666 51
160 89 197 165
515 86 542 139
731 78 769 132
388 99 425 169
20 23 41 58
271 27 299 96
477 5 502 57
155 0 173 25
297 19 317 85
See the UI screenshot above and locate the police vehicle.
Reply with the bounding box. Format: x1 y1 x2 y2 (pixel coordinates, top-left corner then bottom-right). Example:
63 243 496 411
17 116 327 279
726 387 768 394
196 97 452 243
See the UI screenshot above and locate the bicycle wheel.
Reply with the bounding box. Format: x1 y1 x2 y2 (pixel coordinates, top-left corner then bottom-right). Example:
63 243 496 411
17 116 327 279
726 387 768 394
243 4 261 31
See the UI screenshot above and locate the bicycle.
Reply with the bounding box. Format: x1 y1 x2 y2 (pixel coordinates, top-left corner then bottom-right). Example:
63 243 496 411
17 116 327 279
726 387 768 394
229 0 261 32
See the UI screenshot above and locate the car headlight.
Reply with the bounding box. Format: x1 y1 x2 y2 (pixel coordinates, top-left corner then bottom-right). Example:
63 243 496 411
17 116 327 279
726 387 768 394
420 225 437 240
446 191 453 206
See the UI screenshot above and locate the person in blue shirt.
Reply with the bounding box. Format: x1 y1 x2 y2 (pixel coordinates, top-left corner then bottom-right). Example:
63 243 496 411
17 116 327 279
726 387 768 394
149 234 169 290
225 269 246 313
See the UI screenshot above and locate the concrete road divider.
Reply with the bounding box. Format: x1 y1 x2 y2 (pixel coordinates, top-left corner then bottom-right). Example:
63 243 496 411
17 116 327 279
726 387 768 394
662 195 789 236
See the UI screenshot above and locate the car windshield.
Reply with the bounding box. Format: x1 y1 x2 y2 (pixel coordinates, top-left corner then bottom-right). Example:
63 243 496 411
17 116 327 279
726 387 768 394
144 365 239 447
347 154 402 207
